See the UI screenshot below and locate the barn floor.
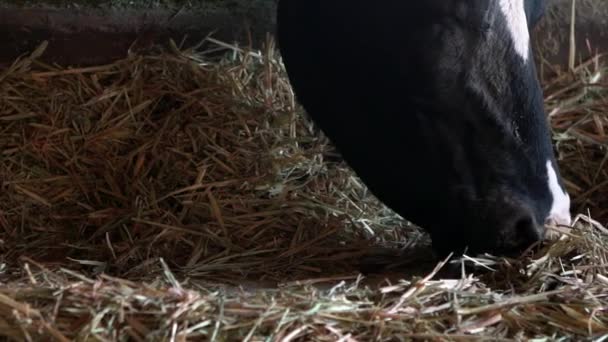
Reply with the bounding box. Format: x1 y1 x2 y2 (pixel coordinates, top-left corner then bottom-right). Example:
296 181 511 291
1 39 608 340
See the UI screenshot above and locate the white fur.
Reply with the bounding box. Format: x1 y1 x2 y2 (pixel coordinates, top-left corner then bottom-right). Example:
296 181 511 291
498 0 530 62
546 160 572 226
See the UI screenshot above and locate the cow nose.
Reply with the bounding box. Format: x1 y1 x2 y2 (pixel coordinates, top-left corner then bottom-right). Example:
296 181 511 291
500 209 543 253
545 210 572 227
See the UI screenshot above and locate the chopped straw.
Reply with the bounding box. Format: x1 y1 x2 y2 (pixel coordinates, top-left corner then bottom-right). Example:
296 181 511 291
0 36 607 340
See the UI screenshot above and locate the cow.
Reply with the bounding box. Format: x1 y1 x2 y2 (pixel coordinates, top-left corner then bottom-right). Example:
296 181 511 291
276 0 572 257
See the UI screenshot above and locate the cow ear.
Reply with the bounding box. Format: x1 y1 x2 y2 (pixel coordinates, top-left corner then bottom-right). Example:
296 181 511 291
525 0 546 29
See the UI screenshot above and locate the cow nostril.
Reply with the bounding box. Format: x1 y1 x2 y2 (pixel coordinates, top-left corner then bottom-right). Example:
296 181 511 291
505 213 542 251
515 216 535 237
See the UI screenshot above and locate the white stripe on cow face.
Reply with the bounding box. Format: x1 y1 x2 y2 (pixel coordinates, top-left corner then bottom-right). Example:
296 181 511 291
499 0 530 62
545 160 572 226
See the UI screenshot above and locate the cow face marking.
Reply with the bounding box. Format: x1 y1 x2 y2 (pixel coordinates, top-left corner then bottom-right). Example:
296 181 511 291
499 0 530 62
545 160 572 226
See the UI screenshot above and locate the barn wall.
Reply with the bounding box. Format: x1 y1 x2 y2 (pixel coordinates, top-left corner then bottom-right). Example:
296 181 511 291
0 0 278 66
0 0 604 67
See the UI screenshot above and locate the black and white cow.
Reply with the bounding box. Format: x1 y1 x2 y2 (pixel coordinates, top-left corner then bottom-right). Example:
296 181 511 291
276 0 571 256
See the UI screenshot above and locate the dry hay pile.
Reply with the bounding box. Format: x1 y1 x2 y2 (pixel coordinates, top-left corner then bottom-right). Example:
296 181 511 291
0 39 607 340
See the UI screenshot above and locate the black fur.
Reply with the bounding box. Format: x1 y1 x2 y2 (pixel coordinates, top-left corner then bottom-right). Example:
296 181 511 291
276 0 565 256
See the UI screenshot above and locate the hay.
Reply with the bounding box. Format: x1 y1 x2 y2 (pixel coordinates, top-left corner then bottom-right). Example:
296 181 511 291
0 38 607 340
544 52 608 222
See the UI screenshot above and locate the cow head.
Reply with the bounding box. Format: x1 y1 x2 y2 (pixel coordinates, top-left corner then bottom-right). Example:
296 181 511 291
277 0 572 257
